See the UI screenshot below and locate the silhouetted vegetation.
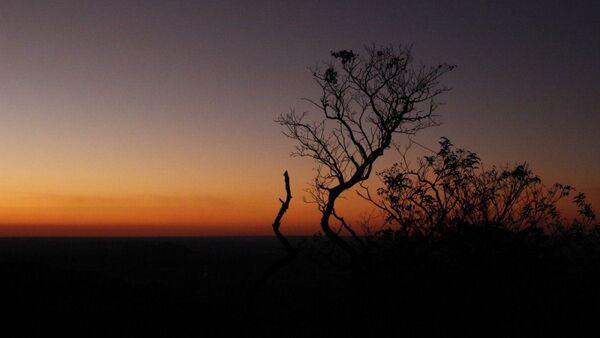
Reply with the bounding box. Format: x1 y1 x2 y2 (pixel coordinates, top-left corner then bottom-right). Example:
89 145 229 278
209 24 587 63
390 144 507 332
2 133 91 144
361 137 597 239
262 45 600 337
353 138 599 291
254 137 600 337
277 44 455 257
273 45 597 266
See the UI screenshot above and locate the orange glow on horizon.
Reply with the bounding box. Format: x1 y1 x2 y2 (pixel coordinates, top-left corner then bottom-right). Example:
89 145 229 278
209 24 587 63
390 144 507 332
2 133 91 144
0 186 377 236
0 164 597 236
0 195 287 236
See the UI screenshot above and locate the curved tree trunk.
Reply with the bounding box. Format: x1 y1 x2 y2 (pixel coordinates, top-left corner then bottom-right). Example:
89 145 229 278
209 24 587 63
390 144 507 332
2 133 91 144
320 189 358 258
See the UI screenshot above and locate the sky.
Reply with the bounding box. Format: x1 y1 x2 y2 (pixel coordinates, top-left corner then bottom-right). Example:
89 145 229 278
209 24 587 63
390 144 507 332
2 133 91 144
0 0 598 236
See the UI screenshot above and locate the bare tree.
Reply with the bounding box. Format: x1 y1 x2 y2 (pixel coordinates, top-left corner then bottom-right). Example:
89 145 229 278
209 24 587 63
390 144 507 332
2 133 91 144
277 45 455 256
261 171 295 278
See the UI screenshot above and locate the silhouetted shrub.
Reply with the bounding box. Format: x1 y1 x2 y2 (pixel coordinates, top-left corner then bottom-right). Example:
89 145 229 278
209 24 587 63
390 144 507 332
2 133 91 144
362 138 597 240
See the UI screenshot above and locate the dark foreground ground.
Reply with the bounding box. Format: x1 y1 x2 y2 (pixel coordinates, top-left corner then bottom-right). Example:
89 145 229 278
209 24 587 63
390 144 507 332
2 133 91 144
1 235 598 337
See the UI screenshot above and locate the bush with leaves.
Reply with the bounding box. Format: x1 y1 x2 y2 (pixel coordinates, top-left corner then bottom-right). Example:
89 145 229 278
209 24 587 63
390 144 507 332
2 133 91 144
360 138 597 239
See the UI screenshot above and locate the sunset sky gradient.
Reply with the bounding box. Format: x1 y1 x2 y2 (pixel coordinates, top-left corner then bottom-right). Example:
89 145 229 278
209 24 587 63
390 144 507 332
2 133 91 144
0 0 598 236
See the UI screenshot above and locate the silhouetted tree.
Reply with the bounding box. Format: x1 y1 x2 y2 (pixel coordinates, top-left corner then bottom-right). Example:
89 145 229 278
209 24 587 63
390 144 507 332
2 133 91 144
277 45 455 257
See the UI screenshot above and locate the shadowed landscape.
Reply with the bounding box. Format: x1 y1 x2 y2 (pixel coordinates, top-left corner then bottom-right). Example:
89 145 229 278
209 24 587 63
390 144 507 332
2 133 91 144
2 233 599 337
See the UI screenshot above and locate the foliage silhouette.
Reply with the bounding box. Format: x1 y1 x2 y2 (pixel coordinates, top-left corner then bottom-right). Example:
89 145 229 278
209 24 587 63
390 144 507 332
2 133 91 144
262 44 600 338
360 137 597 240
